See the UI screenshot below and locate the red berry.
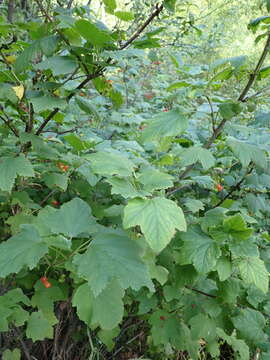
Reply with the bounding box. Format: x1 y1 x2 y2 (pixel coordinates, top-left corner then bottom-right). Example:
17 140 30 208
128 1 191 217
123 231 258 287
51 200 60 206
144 93 154 100
40 276 52 288
160 316 166 321
163 108 169 112
216 184 223 192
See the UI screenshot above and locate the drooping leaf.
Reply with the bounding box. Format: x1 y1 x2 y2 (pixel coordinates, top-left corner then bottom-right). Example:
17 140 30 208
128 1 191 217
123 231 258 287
218 102 242 120
138 168 174 192
228 138 267 168
31 95 67 113
73 228 153 296
43 198 96 238
180 146 215 170
75 19 113 46
106 177 149 198
248 16 270 33
72 280 124 330
232 308 266 344
26 311 53 341
87 151 135 177
0 225 48 277
217 328 250 360
238 257 269 293
15 36 59 72
141 109 188 141
123 197 186 252
43 173 68 191
2 349 21 360
114 11 134 21
102 0 117 14
179 225 221 273
0 155 35 193
34 56 77 76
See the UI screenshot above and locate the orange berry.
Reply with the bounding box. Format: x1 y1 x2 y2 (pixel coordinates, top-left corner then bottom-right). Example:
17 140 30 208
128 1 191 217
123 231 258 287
216 183 223 192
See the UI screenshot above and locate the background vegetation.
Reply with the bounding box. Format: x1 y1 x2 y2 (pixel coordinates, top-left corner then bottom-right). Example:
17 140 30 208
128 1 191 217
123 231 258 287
1 0 270 359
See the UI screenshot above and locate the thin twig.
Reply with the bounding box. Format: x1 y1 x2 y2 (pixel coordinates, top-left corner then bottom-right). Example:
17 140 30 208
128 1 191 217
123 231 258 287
205 95 216 132
186 286 217 299
168 32 270 197
35 69 103 135
12 327 32 360
213 165 254 208
238 33 270 101
67 0 74 9
120 4 164 50
34 0 89 74
167 118 227 196
0 114 19 137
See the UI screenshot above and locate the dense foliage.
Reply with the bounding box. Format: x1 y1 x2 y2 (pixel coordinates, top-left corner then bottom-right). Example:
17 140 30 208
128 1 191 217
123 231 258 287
1 0 270 359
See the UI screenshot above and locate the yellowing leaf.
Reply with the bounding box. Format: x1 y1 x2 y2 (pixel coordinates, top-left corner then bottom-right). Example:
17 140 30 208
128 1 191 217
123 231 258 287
6 55 16 64
12 85 24 100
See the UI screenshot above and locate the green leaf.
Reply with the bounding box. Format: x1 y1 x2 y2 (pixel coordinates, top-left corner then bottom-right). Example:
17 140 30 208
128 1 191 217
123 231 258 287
248 16 270 33
229 239 259 257
2 349 21 360
76 97 101 122
218 279 240 303
31 281 66 325
0 225 48 277
138 168 174 192
26 310 53 341
123 197 186 252
184 199 204 213
166 81 191 91
218 102 242 120
44 198 96 238
98 327 120 350
216 257 232 281
179 225 221 273
141 109 188 141
211 67 233 82
228 138 267 168
189 314 216 342
217 328 249 360
164 0 177 12
73 228 153 296
180 146 215 170
115 11 134 21
0 155 35 193
233 308 266 344
43 173 68 191
73 281 124 330
149 310 199 354
102 0 117 14
15 36 59 73
64 134 90 151
34 56 77 76
258 65 270 80
106 177 149 198
87 151 135 177
238 257 269 293
31 95 67 113
267 0 270 12
75 19 113 46
77 163 99 186
223 214 253 240
0 288 31 330
0 83 18 103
